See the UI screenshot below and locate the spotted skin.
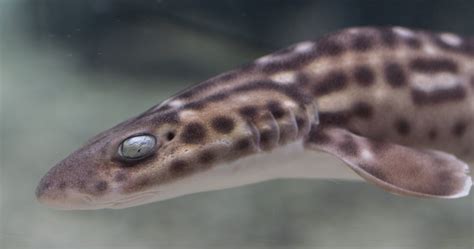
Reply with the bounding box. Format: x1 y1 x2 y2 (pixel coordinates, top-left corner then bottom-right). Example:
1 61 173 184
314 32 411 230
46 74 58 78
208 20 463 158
36 27 473 209
305 126 470 198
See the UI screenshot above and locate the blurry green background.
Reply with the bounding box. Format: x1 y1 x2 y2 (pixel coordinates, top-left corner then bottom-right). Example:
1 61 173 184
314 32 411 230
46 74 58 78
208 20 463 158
1 1 473 248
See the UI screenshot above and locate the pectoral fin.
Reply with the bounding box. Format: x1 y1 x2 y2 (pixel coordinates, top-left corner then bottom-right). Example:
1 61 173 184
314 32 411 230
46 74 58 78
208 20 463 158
304 126 472 198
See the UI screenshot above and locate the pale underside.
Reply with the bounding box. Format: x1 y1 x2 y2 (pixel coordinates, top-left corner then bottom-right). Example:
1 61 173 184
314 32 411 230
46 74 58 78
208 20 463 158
107 137 474 208
105 141 357 208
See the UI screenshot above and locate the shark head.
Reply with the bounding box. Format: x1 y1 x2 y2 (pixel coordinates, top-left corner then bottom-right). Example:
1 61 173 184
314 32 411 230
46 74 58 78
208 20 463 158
36 85 317 210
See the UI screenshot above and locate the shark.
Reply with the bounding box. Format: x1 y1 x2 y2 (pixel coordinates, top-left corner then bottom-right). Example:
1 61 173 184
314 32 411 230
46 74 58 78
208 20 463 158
36 26 473 210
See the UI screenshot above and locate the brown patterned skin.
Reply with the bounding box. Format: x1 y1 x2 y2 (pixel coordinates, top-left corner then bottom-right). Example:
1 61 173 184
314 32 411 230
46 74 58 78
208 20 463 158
305 126 470 198
36 27 473 209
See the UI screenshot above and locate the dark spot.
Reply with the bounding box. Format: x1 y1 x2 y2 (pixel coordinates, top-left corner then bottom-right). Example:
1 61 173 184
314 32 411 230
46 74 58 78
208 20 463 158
313 71 348 96
384 62 407 87
260 130 273 146
114 172 127 182
405 37 422 49
239 106 259 120
338 134 359 156
198 150 216 164
158 105 173 112
211 116 235 134
160 111 180 123
352 102 373 119
296 116 306 129
95 181 108 192
394 118 410 136
258 50 317 73
410 57 459 73
411 87 466 105
235 138 252 151
352 35 373 51
133 177 151 191
169 160 190 175
278 123 296 145
256 42 318 73
166 131 176 141
380 28 397 47
317 38 345 56
353 65 375 86
368 138 390 154
428 129 438 140
319 111 351 126
296 73 310 87
306 126 331 145
178 90 195 99
180 122 207 144
267 101 286 119
207 93 228 102
58 181 67 190
452 121 467 137
144 110 180 124
183 102 205 110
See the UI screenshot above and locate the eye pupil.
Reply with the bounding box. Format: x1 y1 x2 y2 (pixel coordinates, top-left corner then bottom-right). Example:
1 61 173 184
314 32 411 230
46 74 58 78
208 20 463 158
120 135 156 160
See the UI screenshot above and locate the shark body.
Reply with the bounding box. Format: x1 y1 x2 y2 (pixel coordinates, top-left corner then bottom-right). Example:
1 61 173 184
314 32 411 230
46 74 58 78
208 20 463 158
36 27 473 209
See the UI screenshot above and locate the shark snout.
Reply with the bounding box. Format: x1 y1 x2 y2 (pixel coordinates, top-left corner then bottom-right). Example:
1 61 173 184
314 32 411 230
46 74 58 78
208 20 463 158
36 180 92 210
35 162 95 210
36 153 113 210
35 175 93 210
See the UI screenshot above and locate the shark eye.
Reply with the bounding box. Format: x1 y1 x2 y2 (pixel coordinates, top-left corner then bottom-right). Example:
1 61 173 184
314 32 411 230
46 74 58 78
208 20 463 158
119 135 156 160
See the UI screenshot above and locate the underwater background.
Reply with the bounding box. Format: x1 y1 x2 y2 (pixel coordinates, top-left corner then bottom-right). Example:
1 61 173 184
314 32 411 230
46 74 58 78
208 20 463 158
1 1 473 248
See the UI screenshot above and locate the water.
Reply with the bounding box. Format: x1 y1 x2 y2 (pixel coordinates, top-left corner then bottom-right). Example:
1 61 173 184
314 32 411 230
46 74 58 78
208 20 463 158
1 1 473 248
